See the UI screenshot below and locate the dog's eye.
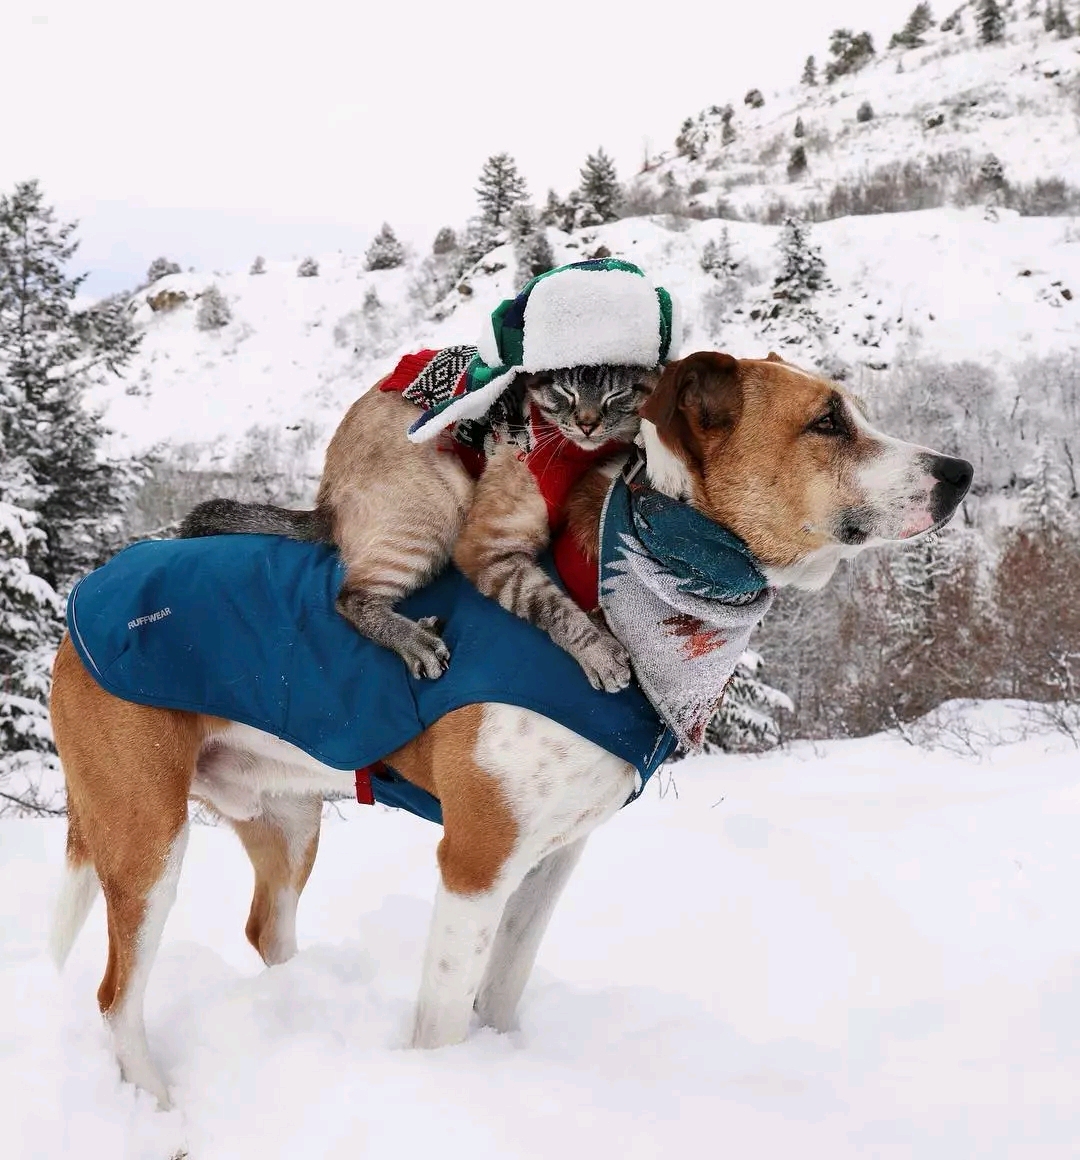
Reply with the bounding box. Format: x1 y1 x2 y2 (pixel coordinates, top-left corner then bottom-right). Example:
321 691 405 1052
809 412 842 435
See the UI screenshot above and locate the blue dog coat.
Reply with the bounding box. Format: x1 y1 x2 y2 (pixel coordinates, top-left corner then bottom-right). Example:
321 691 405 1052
66 536 675 825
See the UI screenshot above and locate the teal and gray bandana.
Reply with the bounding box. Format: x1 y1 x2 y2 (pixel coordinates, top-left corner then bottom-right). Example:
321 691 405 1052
598 464 774 750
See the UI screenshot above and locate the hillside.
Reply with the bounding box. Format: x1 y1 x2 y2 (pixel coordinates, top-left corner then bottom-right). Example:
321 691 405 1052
634 2 1080 221
94 208 1079 472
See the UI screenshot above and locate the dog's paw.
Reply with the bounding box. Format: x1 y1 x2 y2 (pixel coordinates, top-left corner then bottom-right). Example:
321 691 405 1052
570 627 632 693
397 617 450 680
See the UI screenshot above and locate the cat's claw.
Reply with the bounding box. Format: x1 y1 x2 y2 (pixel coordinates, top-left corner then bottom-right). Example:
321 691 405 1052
572 628 632 693
399 617 451 680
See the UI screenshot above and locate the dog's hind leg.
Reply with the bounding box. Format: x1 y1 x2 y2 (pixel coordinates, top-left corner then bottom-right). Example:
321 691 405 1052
98 820 189 1109
50 637 200 1108
229 794 321 966
473 837 587 1033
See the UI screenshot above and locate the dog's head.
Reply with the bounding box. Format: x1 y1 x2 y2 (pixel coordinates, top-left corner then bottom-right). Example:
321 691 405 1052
639 351 973 589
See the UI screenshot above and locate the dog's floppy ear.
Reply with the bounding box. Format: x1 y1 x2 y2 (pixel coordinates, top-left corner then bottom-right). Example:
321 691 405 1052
640 351 742 436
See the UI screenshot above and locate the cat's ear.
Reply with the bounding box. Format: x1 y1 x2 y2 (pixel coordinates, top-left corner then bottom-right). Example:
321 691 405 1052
639 353 741 436
517 370 553 390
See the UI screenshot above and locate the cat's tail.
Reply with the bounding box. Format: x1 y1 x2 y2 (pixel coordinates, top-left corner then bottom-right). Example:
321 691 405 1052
178 498 331 542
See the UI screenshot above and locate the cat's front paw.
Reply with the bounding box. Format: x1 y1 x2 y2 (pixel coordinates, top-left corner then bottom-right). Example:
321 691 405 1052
572 628 632 693
397 616 451 680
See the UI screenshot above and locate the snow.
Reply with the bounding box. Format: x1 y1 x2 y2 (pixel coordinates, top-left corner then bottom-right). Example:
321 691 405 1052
639 6 1080 217
4 703 1080 1158
92 208 1080 470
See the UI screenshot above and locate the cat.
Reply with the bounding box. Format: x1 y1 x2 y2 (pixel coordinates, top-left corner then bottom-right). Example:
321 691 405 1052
180 363 656 691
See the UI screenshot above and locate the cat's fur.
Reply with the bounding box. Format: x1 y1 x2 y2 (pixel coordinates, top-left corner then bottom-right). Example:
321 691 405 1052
180 365 656 690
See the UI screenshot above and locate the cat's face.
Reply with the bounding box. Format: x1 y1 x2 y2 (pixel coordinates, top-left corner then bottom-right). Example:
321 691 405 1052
525 365 659 450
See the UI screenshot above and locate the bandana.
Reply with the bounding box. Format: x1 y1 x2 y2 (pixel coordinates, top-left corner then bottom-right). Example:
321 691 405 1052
598 463 775 750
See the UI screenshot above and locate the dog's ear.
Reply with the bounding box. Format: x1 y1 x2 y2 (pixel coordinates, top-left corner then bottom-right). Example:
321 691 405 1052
640 352 741 436
765 351 784 363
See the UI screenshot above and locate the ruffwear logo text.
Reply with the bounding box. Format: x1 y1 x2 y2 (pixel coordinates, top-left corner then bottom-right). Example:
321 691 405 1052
128 607 172 631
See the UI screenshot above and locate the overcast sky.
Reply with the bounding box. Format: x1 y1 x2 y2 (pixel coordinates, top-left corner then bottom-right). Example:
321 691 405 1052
4 0 919 294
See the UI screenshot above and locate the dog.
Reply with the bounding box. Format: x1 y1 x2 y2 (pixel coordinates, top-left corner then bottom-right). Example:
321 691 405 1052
48 351 972 1108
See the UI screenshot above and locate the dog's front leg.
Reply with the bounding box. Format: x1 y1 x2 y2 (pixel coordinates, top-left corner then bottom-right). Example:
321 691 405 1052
475 837 587 1033
412 880 513 1048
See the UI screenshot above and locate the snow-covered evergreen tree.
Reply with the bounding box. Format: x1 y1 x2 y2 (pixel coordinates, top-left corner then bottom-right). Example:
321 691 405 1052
249 255 266 275
146 256 181 283
794 116 805 138
773 217 828 304
703 649 792 753
825 29 875 81
475 153 528 229
0 444 63 816
787 144 808 178
510 204 554 286
801 54 817 85
297 256 319 277
196 284 231 330
977 0 1005 43
676 115 710 161
701 229 738 279
576 149 622 225
890 3 934 48
1021 447 1075 536
364 224 405 271
431 227 457 256
0 180 144 590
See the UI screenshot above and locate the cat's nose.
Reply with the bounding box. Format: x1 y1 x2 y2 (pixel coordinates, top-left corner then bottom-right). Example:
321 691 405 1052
577 414 600 436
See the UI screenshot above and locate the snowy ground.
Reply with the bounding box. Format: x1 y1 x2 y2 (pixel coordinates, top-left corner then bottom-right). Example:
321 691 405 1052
2 704 1079 1158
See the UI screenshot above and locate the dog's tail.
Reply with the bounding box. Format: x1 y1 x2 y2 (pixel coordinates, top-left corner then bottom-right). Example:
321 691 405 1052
178 498 331 542
50 804 101 970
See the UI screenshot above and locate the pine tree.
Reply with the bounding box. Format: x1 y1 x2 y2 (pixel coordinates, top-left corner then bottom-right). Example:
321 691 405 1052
475 153 528 229
146 256 181 283
297 256 319 277
364 223 405 271
431 227 458 256
703 650 792 753
196 284 231 331
539 189 575 233
787 145 808 179
802 54 817 85
794 116 805 138
0 450 61 800
249 255 266 274
576 148 622 225
857 101 875 122
825 30 875 80
1021 447 1075 535
675 115 710 161
890 3 935 48
773 217 828 303
701 228 738 279
1055 0 1073 35
0 180 143 590
977 0 1005 42
509 204 555 285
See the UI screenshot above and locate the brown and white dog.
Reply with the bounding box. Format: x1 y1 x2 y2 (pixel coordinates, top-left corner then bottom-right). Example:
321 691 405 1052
48 352 972 1108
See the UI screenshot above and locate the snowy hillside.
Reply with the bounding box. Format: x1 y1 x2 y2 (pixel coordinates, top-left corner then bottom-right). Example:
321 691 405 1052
5 705 1080 1158
636 2 1080 221
93 208 1079 466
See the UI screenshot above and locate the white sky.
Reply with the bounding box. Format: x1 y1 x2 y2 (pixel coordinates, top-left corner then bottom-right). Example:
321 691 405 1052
5 0 919 294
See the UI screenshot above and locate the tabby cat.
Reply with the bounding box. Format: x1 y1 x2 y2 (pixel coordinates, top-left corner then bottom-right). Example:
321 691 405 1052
180 364 655 690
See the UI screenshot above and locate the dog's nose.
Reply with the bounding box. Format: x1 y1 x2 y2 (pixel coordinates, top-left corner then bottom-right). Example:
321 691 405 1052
927 454 974 524
930 455 974 495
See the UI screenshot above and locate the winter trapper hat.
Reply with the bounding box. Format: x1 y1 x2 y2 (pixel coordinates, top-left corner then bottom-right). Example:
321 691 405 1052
404 258 681 442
